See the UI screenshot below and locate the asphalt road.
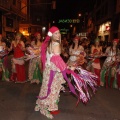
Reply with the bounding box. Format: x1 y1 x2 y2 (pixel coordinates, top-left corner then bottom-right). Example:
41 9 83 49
0 55 120 120
0 81 120 120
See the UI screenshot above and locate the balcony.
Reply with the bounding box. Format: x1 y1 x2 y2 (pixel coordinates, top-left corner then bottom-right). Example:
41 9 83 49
10 5 27 19
0 0 10 11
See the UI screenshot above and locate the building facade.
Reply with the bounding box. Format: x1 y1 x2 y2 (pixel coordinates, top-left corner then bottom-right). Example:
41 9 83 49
88 0 120 43
28 0 52 38
0 0 27 37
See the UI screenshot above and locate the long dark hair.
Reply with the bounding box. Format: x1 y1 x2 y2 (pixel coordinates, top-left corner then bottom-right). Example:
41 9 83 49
34 33 42 45
34 37 42 45
110 42 119 54
34 37 37 45
72 40 82 49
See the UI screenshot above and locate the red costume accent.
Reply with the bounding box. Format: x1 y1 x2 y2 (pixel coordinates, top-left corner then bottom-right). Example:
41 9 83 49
93 49 100 63
50 110 60 115
73 36 80 41
105 75 108 88
34 32 40 37
93 49 100 86
13 43 24 58
11 43 26 82
113 39 119 43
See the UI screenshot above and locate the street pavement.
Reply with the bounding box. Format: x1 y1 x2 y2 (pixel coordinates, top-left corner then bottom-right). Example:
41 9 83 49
0 81 120 120
0 55 120 120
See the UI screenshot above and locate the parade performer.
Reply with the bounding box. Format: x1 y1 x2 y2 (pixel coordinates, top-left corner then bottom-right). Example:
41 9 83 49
26 32 42 84
9 33 26 83
100 39 120 88
0 34 9 81
35 26 98 119
67 36 86 67
86 37 102 86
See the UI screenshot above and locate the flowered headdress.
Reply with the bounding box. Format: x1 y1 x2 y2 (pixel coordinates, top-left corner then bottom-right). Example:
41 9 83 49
113 39 119 43
73 36 80 41
34 32 40 37
41 26 59 70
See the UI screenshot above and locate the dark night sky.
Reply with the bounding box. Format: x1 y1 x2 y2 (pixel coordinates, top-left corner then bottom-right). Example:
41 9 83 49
55 0 95 18
52 0 96 30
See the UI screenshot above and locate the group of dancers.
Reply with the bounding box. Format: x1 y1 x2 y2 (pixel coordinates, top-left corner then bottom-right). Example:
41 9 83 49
61 33 120 90
0 32 42 84
0 26 120 119
86 38 120 90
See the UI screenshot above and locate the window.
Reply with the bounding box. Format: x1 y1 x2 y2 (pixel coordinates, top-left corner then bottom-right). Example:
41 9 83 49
113 33 118 39
105 35 109 42
96 0 102 7
6 18 13 28
113 16 119 30
13 0 16 5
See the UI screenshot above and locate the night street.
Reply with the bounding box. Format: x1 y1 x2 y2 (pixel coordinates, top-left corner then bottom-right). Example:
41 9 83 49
0 81 120 120
0 0 120 120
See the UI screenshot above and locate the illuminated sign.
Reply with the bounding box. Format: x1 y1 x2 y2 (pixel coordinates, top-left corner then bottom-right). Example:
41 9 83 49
58 19 80 23
60 28 69 32
60 28 69 34
78 32 87 37
106 26 110 31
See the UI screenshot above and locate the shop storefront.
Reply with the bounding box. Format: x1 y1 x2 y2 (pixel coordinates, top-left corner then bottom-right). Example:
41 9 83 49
97 21 111 43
